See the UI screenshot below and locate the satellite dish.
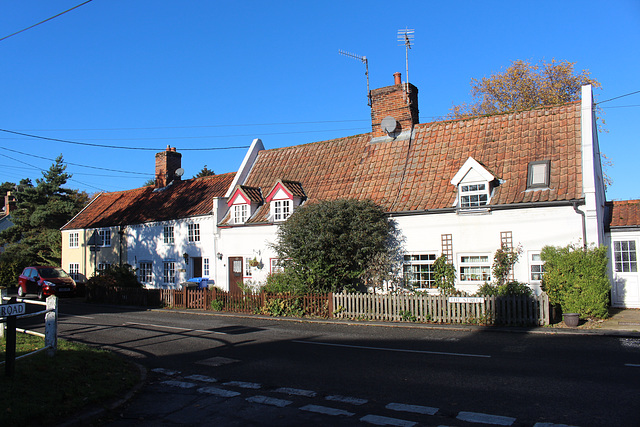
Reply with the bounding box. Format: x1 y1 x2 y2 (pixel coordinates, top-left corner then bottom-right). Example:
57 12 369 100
175 168 185 177
381 116 397 134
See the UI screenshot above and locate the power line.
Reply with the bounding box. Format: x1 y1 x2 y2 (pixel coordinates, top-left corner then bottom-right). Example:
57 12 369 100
597 90 640 105
0 0 94 43
0 147 152 176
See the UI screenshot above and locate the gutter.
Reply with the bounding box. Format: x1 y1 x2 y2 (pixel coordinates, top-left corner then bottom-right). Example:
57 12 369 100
389 199 585 218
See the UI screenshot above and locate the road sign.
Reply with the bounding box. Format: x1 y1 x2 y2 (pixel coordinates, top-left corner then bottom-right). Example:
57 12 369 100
0 303 25 317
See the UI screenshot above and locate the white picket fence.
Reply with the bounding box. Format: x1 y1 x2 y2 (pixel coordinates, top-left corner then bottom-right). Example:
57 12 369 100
333 292 550 326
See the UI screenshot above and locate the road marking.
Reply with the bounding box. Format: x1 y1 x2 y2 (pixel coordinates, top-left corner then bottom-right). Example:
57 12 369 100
151 368 180 376
274 387 317 397
533 423 577 427
293 340 491 358
325 395 368 405
197 386 241 398
386 402 438 415
300 404 354 417
360 414 417 426
625 363 640 367
246 395 292 407
161 380 196 389
196 356 239 367
457 411 516 425
223 380 261 389
125 322 227 334
184 374 217 383
61 314 94 319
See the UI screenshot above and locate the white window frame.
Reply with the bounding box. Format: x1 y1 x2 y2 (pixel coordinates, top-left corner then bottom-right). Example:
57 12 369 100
163 261 176 283
529 252 545 282
245 258 252 277
234 204 248 224
459 183 489 208
273 199 292 221
271 258 283 274
203 258 210 277
99 229 111 247
403 253 438 289
97 263 111 274
188 223 200 243
69 263 79 281
459 254 492 282
527 160 550 189
139 262 153 283
163 225 175 244
69 232 79 248
613 240 637 273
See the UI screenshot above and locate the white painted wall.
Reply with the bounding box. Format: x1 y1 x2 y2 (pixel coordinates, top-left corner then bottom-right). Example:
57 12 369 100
126 215 215 288
605 229 640 308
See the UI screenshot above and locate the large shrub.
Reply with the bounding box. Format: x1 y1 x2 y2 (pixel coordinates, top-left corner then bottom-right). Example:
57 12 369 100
86 264 141 290
541 244 610 318
273 199 403 293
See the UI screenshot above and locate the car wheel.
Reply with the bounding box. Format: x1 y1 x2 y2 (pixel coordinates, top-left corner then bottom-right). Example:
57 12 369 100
17 285 24 297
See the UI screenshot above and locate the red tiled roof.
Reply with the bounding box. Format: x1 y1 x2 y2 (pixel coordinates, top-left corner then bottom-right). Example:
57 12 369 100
607 200 640 228
62 173 236 230
242 102 583 213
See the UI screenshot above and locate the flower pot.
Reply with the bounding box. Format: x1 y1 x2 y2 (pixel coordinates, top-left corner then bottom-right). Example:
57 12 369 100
563 313 580 327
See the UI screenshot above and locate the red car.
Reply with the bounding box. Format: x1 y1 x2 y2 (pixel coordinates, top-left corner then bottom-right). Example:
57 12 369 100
17 266 76 300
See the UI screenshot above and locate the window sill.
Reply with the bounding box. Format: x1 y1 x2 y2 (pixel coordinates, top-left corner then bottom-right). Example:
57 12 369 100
456 207 491 215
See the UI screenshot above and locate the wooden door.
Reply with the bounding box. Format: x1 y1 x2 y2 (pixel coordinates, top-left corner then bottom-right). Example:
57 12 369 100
228 257 243 293
192 257 203 278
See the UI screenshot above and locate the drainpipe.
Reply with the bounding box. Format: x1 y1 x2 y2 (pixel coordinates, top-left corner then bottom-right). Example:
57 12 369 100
572 202 587 251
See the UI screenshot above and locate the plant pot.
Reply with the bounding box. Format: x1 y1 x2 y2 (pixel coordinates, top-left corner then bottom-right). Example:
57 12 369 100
563 313 580 327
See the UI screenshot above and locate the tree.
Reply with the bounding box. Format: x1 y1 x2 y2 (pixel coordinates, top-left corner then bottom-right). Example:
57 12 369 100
449 59 601 118
194 165 215 178
0 156 88 267
272 199 404 293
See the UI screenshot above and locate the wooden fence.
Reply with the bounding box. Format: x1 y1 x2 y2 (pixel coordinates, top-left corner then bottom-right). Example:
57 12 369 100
87 287 550 326
333 292 550 326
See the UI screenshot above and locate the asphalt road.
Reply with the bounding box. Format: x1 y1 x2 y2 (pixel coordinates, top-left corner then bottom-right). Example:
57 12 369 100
20 298 640 426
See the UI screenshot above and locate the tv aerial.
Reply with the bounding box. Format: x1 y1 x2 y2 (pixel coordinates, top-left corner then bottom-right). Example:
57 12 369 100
338 49 371 106
397 28 414 103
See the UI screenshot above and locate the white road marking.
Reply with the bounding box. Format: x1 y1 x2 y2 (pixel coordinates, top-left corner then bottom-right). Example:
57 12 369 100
293 340 491 358
125 321 227 334
151 368 180 376
61 314 94 319
625 363 640 367
457 411 516 425
300 404 354 417
161 380 196 389
223 380 261 389
385 402 438 415
360 414 417 426
274 387 317 397
184 374 217 383
325 395 368 405
533 423 577 427
197 386 241 398
246 395 292 407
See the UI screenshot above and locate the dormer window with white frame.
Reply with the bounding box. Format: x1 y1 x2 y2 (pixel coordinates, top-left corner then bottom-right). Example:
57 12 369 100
233 204 248 224
266 180 305 223
227 185 261 225
451 157 495 211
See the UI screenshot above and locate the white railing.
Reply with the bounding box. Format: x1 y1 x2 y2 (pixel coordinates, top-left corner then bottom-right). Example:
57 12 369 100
1 289 58 362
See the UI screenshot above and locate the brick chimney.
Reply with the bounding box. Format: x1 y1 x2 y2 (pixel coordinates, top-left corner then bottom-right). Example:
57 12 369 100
3 191 16 215
155 146 182 188
370 72 419 138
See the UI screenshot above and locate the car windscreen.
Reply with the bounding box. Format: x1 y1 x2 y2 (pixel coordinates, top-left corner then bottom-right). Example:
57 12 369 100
37 268 69 278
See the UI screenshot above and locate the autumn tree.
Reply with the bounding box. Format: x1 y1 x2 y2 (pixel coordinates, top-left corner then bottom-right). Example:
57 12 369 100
449 59 601 118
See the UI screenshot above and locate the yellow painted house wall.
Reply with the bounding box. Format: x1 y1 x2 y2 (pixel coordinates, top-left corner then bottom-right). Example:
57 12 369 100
61 226 126 282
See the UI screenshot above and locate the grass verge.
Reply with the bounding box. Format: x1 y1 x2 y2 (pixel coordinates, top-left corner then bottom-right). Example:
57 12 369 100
1 333 140 426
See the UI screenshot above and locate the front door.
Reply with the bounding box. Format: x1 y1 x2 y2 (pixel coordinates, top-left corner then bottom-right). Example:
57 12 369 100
228 257 243 293
192 257 203 278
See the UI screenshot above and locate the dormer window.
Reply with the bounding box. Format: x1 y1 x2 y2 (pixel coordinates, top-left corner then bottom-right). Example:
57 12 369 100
233 204 248 224
451 157 495 210
460 183 489 208
274 200 292 221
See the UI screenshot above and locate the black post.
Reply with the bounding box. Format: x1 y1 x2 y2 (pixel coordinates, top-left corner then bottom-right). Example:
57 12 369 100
5 296 17 377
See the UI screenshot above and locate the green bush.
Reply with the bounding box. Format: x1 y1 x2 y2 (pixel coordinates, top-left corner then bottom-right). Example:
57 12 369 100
87 264 141 290
541 244 610 318
432 254 457 296
261 271 304 294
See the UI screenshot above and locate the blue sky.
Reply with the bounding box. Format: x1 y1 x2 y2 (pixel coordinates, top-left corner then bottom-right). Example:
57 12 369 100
0 1 638 200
